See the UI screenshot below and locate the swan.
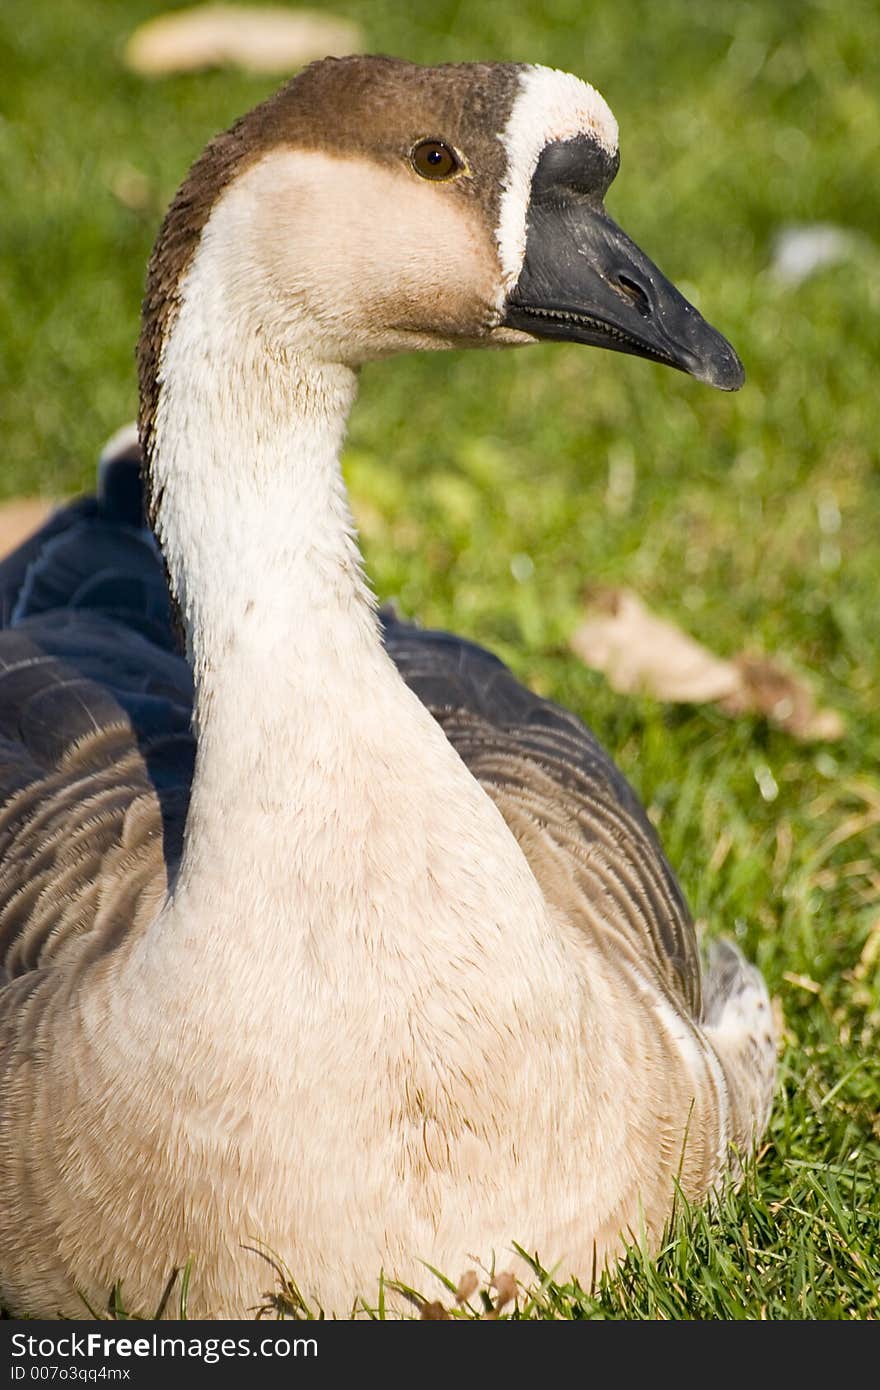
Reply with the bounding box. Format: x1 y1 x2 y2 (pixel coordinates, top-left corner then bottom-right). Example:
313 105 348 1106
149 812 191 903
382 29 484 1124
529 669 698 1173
0 55 776 1319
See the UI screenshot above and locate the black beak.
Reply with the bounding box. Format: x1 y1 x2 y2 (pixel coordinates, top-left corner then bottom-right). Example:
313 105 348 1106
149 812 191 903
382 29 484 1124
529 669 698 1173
501 143 744 391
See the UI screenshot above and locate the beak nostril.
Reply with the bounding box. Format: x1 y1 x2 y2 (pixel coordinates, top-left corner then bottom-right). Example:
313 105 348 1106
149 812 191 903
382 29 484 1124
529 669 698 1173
615 272 651 318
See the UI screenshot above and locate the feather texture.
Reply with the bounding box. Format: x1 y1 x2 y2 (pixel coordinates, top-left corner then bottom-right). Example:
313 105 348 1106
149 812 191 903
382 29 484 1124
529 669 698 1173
0 477 191 985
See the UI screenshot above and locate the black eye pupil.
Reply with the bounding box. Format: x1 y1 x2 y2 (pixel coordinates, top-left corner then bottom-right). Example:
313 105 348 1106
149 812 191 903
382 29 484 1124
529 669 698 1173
411 139 460 180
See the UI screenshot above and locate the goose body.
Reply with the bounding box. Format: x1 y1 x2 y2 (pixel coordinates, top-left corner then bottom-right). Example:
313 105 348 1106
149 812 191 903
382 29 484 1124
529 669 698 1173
0 57 775 1318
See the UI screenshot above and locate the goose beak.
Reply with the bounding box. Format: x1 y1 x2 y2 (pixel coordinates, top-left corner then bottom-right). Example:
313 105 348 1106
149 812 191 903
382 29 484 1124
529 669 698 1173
501 200 744 391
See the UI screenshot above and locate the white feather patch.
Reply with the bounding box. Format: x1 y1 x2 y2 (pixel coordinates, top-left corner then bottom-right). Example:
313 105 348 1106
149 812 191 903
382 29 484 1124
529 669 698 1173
98 419 140 466
495 65 619 298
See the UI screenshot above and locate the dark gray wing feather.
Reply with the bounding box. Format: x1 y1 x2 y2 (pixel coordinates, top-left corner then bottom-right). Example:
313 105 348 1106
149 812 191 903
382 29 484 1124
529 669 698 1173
0 463 192 980
381 613 701 1015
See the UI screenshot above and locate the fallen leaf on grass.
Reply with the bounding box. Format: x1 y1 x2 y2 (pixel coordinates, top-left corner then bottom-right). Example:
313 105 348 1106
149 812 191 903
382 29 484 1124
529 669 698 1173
724 653 845 741
454 1270 479 1303
571 587 738 703
124 5 363 77
419 1299 451 1320
418 1268 519 1319
570 587 844 742
491 1270 518 1310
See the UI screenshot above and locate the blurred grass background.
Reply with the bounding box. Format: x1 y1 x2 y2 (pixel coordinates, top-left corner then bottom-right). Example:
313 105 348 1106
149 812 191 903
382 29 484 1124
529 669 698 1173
1 0 878 1317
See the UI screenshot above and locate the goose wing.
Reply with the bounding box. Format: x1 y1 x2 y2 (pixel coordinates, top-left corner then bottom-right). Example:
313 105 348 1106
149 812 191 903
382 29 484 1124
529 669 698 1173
382 612 702 1017
0 469 193 982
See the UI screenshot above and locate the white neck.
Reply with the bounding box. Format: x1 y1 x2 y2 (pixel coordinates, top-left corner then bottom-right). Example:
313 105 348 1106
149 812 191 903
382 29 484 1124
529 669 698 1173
145 228 556 997
154 333 369 677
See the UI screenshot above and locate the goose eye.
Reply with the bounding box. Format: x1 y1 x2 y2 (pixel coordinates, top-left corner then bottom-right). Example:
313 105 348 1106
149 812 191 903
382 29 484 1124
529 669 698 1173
411 140 460 180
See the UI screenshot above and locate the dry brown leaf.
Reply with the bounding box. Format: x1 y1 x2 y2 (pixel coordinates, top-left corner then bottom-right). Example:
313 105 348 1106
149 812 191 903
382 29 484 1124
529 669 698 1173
570 586 844 742
419 1299 451 1320
570 587 741 702
455 1269 479 1303
491 1270 518 1310
124 5 363 77
0 499 54 558
725 653 845 741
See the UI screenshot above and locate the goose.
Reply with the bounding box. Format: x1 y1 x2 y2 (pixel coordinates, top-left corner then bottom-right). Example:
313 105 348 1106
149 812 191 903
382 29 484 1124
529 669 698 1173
0 55 776 1319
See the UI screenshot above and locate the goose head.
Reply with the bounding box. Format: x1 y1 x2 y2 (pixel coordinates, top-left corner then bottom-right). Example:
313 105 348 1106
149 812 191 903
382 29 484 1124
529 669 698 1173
140 54 743 428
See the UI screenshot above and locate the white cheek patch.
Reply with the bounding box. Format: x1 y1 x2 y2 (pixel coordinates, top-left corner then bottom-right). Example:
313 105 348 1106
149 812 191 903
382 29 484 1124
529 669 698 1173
494 65 619 304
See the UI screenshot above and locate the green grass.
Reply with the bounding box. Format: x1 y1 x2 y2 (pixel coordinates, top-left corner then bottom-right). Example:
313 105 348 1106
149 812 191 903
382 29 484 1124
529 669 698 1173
1 0 878 1320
